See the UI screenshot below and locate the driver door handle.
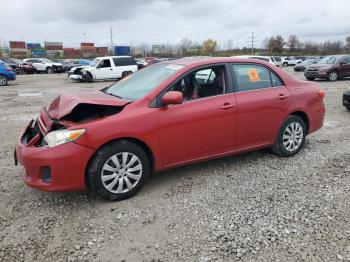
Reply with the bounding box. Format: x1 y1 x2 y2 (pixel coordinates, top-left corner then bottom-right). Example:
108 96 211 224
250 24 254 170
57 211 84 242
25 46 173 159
277 94 288 100
220 103 235 109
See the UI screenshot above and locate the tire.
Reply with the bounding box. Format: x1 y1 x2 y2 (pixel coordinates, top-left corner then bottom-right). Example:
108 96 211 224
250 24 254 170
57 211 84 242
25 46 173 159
122 71 132 78
272 115 306 157
46 67 53 74
85 72 93 83
346 106 350 112
328 71 338 82
306 77 315 81
0 75 8 86
15 68 25 75
283 62 288 67
87 140 150 201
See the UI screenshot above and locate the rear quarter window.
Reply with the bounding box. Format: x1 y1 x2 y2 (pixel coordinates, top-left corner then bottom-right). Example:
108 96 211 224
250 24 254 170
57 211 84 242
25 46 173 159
113 57 137 67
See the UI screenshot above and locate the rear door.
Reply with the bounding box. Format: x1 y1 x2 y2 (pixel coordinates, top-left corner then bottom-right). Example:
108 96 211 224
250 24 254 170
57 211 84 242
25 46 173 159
231 63 292 149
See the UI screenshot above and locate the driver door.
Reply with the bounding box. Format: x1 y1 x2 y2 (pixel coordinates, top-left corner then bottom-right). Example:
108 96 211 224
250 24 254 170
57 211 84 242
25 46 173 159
95 58 113 79
156 65 237 165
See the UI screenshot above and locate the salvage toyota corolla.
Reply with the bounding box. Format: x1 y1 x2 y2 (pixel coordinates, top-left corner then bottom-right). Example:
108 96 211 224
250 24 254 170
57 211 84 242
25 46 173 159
15 58 326 201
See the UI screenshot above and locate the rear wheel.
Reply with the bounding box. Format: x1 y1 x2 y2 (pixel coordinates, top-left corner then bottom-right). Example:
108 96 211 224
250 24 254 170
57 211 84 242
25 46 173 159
122 71 132 78
272 115 306 157
87 140 150 201
46 67 53 74
328 71 338 82
306 77 315 81
0 75 8 86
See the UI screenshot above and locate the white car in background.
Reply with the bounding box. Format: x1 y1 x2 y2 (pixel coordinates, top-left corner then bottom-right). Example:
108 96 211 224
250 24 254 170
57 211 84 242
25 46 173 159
69 56 138 82
234 55 282 67
23 58 63 73
282 57 305 67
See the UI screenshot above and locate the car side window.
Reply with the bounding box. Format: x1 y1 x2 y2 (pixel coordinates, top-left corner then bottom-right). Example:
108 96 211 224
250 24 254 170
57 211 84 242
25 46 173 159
98 59 111 68
113 58 136 66
343 56 350 64
169 66 226 101
232 64 282 91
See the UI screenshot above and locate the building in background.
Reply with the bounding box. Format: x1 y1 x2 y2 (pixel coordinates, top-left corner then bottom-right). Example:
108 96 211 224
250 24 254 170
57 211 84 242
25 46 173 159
9 41 27 57
45 41 64 58
152 45 166 55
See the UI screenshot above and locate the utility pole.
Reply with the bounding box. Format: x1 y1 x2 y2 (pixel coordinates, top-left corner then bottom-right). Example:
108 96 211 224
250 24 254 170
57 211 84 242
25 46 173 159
247 32 259 54
110 25 114 55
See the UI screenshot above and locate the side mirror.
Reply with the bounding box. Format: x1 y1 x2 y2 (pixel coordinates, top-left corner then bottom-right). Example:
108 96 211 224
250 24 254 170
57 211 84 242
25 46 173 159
161 91 183 106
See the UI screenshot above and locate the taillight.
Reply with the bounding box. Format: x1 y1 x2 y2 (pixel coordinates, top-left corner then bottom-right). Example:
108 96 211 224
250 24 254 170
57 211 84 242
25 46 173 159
318 89 325 99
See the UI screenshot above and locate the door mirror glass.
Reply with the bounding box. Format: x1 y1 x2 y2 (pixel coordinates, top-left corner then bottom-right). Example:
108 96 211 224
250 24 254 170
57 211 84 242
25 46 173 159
161 91 183 106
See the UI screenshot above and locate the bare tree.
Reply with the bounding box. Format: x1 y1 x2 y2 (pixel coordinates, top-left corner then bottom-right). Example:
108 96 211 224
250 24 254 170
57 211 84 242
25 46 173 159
288 34 301 53
346 36 350 51
179 38 192 56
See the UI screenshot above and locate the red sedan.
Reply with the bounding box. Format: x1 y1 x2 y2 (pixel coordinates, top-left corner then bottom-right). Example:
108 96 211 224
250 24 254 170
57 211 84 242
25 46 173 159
15 58 325 200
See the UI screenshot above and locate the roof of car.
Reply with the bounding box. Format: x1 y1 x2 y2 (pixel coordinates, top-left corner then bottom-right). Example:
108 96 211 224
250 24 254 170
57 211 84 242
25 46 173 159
164 57 272 66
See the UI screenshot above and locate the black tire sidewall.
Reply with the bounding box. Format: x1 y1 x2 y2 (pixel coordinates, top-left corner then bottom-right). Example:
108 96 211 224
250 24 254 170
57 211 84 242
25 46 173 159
88 140 150 201
274 115 306 157
328 71 338 82
46 67 52 74
85 72 93 83
306 77 315 81
0 76 8 86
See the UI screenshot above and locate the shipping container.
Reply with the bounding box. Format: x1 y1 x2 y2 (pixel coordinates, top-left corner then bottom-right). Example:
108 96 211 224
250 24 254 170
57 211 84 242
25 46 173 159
9 41 26 49
97 47 108 56
31 49 47 56
44 41 63 46
114 46 131 56
81 42 95 47
27 43 41 49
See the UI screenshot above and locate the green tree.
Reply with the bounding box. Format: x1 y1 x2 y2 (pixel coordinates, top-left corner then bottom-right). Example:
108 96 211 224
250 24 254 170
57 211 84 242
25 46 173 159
203 39 217 56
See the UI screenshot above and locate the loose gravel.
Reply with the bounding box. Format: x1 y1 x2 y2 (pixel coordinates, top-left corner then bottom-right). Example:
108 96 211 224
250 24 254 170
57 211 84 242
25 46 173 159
0 69 349 261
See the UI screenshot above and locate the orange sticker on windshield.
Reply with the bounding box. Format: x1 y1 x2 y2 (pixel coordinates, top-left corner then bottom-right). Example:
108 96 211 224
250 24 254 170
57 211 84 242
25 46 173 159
248 69 260 82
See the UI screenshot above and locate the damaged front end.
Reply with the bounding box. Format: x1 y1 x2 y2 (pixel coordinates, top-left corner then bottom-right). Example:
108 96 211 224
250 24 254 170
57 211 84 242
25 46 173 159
20 91 129 148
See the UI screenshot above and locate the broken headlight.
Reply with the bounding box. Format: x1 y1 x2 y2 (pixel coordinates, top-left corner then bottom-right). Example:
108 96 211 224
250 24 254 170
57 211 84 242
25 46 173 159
43 129 85 148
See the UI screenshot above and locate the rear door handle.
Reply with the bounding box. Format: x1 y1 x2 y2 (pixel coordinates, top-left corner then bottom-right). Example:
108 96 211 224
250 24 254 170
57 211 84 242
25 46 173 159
277 94 288 100
220 103 235 109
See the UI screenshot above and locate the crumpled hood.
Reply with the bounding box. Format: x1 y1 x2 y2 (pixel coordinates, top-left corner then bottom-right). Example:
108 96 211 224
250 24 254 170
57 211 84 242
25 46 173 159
71 65 91 71
47 90 129 120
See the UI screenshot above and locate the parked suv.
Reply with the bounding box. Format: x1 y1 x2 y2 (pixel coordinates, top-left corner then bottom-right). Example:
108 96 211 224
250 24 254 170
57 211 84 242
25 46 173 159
0 60 16 86
23 58 63 73
304 55 350 81
69 56 138 82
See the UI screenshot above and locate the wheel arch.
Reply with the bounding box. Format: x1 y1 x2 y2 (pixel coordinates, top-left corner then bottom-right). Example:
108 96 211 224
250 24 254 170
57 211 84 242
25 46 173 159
289 111 310 134
84 137 155 188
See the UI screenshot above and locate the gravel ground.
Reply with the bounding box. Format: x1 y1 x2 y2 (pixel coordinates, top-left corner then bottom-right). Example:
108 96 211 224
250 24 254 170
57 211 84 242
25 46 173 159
0 68 349 262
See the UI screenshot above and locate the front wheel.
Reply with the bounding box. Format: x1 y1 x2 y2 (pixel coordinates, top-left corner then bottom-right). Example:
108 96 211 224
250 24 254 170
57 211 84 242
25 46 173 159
85 72 93 83
46 67 53 74
306 77 315 81
272 115 306 157
346 106 350 112
328 71 338 82
0 75 8 86
15 68 25 75
87 140 150 201
283 62 288 67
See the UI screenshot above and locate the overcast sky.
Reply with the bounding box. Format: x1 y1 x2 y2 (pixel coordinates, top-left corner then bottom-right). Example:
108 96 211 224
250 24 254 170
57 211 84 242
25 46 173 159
1 0 349 48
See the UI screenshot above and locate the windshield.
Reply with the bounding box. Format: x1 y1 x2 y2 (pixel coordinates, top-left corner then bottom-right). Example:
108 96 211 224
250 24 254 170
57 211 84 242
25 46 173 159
42 58 55 63
106 63 184 101
318 56 342 64
89 58 100 67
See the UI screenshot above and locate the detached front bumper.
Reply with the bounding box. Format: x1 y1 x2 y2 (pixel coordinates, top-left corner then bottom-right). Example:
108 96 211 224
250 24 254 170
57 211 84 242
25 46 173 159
69 74 83 81
15 120 95 192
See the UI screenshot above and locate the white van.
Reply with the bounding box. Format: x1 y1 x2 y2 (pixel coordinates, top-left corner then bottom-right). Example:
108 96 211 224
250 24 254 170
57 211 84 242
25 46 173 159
69 56 138 82
234 55 282 67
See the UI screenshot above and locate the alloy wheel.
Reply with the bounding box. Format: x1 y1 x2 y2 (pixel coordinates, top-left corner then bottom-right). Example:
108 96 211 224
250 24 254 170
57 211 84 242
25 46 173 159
282 122 304 152
0 76 7 86
328 71 338 81
101 152 143 194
